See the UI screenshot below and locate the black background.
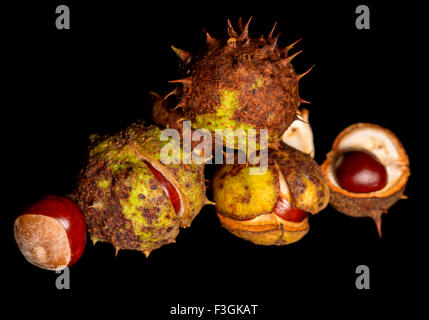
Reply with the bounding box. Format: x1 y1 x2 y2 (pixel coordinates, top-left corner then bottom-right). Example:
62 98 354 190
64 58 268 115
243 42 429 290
3 1 424 318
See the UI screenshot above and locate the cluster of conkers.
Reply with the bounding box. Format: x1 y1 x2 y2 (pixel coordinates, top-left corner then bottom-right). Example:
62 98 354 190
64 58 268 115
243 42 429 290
14 18 410 271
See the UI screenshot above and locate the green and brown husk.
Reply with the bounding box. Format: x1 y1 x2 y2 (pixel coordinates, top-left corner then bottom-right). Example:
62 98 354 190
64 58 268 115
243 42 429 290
75 124 208 256
165 17 312 147
213 144 330 245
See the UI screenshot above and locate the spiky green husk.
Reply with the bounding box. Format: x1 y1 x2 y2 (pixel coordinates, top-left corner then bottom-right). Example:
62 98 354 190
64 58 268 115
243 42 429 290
75 124 206 255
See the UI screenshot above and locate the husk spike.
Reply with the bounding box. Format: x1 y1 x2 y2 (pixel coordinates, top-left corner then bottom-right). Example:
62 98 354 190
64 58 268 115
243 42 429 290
239 16 253 40
267 21 278 41
227 19 238 38
297 65 315 81
281 50 302 66
169 77 193 85
170 45 192 63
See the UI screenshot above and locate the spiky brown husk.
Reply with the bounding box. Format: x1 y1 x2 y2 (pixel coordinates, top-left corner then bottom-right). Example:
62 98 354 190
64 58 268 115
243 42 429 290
169 18 311 144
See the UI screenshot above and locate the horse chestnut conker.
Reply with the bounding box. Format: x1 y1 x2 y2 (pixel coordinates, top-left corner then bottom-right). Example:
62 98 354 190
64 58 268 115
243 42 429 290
335 150 387 193
14 195 87 270
144 160 182 214
273 196 308 222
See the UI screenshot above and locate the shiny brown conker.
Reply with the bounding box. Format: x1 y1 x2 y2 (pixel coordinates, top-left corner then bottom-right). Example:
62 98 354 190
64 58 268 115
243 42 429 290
144 160 181 214
273 196 308 222
14 195 87 270
335 150 387 193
